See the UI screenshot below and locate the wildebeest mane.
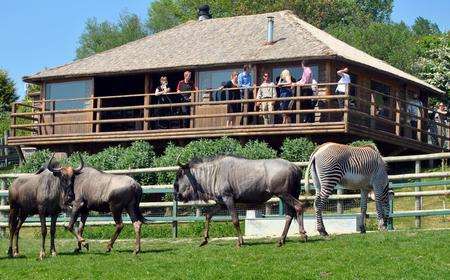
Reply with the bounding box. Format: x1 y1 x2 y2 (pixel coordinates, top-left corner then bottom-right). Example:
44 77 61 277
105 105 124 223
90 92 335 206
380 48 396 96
185 154 245 168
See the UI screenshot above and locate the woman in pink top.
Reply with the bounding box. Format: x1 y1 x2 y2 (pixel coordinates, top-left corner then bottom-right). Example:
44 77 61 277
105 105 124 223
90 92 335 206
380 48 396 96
297 60 315 123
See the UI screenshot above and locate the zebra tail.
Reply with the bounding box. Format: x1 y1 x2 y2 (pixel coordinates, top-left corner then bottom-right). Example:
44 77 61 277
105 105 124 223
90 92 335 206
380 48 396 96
304 156 314 195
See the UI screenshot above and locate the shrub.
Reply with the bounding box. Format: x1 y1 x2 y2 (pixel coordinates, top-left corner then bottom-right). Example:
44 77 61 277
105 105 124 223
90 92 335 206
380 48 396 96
153 142 185 185
14 149 52 173
239 140 277 159
350 140 377 148
182 137 242 161
280 137 316 162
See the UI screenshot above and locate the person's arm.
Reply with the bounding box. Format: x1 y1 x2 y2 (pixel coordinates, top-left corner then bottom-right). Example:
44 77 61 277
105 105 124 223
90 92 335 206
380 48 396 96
337 68 348 77
155 87 161 96
237 74 243 88
298 68 310 85
176 81 181 93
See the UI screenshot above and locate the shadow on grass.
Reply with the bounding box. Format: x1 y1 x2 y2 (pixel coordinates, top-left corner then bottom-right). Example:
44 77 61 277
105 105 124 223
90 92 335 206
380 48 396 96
0 255 27 260
57 247 175 256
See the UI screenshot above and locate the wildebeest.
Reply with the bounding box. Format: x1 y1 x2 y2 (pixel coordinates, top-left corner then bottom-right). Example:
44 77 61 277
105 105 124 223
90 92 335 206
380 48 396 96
8 154 84 260
65 166 146 254
174 155 306 247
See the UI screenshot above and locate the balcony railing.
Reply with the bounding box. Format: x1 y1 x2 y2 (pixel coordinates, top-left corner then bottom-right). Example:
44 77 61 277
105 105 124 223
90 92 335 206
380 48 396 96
9 83 450 150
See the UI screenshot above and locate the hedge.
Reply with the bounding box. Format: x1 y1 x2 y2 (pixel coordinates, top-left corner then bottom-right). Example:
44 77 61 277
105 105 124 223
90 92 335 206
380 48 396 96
280 137 316 162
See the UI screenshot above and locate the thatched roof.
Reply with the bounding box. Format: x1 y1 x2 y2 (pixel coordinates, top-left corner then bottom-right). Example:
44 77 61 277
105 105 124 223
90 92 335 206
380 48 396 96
24 10 443 94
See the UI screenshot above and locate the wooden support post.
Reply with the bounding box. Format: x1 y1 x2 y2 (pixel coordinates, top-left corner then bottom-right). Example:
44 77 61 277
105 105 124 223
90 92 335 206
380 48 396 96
395 100 401 136
243 89 248 125
95 98 102 133
295 85 301 124
415 160 422 228
51 101 56 135
172 197 178 238
343 84 349 131
11 103 16 137
370 91 375 129
144 74 150 130
417 109 422 142
190 91 196 128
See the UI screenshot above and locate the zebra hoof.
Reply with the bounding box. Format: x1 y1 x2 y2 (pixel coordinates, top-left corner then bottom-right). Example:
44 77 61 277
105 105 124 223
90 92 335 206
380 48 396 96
359 226 366 234
318 229 329 237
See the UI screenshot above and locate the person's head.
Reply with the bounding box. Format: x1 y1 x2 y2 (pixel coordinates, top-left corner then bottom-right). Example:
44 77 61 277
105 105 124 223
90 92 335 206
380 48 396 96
413 92 419 99
184 71 191 81
263 72 270 82
301 60 308 68
231 71 238 83
160 76 168 85
439 102 445 109
243 64 250 72
280 69 291 81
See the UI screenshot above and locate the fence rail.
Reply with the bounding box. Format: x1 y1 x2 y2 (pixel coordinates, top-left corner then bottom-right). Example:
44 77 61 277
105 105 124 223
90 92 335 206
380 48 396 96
1 152 450 237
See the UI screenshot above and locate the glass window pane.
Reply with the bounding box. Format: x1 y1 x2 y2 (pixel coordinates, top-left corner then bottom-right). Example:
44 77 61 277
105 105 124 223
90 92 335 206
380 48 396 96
272 65 319 83
45 80 92 110
198 69 240 90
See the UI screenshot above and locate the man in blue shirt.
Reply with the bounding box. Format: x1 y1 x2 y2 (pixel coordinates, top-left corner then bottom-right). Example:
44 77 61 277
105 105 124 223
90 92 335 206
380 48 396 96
237 65 255 124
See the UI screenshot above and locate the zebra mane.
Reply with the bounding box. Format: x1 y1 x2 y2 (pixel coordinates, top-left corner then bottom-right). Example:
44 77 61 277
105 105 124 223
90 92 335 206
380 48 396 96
358 144 379 153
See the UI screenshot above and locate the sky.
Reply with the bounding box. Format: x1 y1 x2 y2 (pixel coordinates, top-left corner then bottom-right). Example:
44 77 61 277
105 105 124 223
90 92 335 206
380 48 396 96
0 0 449 98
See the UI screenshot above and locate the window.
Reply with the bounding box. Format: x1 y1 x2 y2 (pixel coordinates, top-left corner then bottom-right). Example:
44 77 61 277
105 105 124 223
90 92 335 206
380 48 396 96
45 80 93 110
272 65 319 83
370 80 391 106
198 69 239 90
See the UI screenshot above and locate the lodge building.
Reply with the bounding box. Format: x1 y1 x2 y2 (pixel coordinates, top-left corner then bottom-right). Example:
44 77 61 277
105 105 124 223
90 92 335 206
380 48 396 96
9 10 447 155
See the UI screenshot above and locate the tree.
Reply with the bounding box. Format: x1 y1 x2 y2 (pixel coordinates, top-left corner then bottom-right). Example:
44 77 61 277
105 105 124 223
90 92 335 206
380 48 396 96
414 36 450 95
76 12 148 59
146 0 394 32
412 17 441 37
328 22 417 72
0 69 18 112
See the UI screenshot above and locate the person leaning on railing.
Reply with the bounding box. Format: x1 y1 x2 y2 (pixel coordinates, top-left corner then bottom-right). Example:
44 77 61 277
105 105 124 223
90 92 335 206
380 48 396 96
297 60 315 123
335 67 351 108
238 64 255 125
277 69 294 124
255 72 276 125
176 71 197 128
154 76 172 129
436 102 448 148
406 92 423 141
222 71 241 127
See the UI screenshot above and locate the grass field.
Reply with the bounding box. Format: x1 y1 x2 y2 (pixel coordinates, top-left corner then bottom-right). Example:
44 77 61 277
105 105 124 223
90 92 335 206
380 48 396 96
1 229 450 279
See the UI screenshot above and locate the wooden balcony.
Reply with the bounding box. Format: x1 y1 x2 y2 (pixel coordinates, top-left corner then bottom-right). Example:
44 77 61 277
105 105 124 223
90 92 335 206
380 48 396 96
8 83 449 154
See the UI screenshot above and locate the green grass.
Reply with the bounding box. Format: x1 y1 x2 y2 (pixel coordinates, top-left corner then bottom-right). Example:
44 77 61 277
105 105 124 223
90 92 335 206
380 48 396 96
1 230 450 279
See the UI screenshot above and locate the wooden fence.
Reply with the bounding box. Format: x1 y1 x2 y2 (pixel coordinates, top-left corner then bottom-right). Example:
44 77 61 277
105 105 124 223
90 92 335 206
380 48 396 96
1 152 450 237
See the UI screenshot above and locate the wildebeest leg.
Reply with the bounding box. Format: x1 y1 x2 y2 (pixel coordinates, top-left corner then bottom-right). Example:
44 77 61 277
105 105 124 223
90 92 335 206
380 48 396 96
75 212 89 253
50 215 58 256
38 214 47 260
13 212 26 257
65 203 86 246
223 197 243 247
360 189 368 234
199 204 222 247
106 211 124 252
126 204 142 255
277 201 293 247
8 209 18 257
278 193 307 242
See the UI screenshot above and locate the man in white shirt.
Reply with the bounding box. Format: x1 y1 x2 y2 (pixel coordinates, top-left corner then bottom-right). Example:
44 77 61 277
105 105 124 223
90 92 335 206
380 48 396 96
336 67 351 108
256 72 276 125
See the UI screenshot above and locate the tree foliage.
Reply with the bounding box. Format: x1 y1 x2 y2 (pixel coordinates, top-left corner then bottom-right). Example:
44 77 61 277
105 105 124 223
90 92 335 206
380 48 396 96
0 69 18 112
412 16 441 37
76 12 148 59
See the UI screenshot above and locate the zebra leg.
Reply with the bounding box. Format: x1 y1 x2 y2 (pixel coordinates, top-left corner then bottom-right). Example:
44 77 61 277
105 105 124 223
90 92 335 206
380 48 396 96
359 189 368 234
315 195 328 236
374 184 390 231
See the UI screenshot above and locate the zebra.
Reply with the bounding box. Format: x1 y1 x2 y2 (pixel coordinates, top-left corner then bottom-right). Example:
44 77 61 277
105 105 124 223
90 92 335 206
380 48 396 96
304 142 392 236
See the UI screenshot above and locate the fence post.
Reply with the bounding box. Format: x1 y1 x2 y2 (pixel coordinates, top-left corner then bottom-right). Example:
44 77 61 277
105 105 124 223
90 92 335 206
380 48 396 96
95 98 102 133
172 197 178 238
0 178 7 237
243 88 248 126
387 186 394 230
295 85 301 124
336 186 343 214
415 160 422 228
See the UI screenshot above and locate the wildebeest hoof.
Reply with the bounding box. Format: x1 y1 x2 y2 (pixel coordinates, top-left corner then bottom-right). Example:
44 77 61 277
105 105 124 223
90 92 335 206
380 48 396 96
51 251 57 257
105 244 112 253
38 251 46 260
83 242 90 251
73 248 81 254
133 249 140 255
199 239 208 247
7 247 13 258
300 234 308 242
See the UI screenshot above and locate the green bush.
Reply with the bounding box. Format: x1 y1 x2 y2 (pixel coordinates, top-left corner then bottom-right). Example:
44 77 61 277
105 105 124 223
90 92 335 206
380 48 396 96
153 142 185 185
350 140 377 148
14 149 52 173
239 140 277 159
280 137 316 162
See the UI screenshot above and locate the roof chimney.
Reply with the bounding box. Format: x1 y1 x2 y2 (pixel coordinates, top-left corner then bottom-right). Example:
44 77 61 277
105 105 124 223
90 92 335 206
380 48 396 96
266 16 274 44
198 5 212 21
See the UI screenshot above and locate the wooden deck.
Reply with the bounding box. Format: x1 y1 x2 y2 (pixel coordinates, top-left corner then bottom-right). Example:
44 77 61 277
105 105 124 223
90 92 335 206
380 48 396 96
8 83 449 154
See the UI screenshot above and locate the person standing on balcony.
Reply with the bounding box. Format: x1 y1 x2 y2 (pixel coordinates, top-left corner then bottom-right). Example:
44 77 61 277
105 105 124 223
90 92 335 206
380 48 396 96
238 65 254 124
177 71 197 128
336 67 351 108
256 72 276 125
436 102 448 147
223 72 241 127
277 69 294 124
406 92 423 140
297 60 315 123
155 76 171 129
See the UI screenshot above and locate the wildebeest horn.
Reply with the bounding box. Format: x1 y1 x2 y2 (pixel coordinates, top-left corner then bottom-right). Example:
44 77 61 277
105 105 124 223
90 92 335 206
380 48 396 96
74 154 85 174
175 153 182 166
47 153 62 173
